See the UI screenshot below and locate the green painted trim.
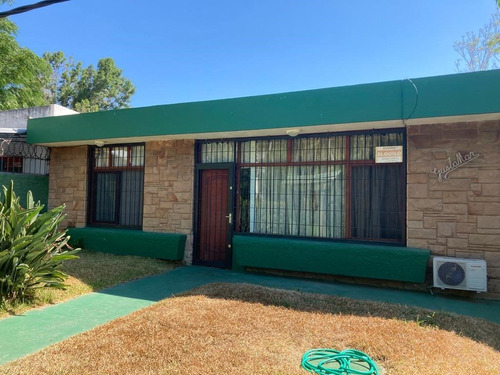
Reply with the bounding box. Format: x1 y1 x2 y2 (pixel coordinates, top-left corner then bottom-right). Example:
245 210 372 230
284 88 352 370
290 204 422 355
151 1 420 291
0 174 48 212
28 70 500 145
67 227 186 260
232 235 430 283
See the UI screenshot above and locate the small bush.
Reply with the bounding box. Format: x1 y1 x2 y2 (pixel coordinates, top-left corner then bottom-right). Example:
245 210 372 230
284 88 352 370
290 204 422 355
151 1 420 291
0 181 78 304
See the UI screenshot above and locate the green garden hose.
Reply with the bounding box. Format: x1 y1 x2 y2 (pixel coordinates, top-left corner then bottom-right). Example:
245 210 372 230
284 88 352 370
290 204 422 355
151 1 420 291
301 348 379 375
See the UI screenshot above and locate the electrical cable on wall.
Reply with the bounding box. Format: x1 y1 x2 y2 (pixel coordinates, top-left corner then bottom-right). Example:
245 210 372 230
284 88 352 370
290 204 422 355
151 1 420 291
401 78 419 127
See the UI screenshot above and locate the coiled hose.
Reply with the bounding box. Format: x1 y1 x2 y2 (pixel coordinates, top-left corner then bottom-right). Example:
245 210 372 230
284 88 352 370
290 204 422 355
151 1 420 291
301 348 379 375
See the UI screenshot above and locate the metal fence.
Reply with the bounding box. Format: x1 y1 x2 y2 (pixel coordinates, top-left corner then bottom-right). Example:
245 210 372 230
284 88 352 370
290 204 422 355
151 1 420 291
0 136 50 175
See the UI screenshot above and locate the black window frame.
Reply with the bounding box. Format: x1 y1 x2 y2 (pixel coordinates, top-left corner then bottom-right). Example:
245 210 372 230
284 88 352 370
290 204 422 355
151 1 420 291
196 129 406 245
87 143 145 229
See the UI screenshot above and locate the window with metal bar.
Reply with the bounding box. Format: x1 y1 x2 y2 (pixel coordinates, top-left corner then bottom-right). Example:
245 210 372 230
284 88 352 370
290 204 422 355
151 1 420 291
197 129 405 244
0 156 23 173
88 144 145 229
0 138 49 175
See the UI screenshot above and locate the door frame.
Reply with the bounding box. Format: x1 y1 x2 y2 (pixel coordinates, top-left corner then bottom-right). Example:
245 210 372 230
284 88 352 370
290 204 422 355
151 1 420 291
193 163 235 268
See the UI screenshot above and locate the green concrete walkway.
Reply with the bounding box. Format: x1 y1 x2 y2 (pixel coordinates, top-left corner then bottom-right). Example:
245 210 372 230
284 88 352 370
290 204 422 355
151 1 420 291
1 266 499 365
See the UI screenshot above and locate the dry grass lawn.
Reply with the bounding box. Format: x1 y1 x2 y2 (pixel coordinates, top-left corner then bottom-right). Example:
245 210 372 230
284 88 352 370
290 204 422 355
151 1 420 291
1 283 498 375
0 250 178 319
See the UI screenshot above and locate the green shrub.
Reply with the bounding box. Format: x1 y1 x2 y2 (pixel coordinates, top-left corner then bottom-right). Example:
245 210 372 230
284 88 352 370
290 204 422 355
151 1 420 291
0 181 79 304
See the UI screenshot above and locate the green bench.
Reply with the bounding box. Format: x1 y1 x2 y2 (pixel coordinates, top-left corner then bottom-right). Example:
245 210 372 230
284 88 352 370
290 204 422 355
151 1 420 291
67 227 186 260
232 235 430 283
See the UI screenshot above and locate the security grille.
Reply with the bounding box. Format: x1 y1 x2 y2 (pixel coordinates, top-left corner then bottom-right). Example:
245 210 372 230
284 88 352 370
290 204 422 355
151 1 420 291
197 129 405 243
0 136 49 175
88 144 145 229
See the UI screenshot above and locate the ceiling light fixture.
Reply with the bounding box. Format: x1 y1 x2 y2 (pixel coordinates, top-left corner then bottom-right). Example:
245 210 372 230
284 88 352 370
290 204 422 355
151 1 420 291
286 129 301 137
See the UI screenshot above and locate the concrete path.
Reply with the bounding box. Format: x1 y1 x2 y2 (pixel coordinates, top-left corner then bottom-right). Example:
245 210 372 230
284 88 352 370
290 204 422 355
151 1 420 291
1 266 499 365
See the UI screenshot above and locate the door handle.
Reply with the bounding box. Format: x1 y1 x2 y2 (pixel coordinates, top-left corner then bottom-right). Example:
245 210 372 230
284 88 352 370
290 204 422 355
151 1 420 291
226 213 232 224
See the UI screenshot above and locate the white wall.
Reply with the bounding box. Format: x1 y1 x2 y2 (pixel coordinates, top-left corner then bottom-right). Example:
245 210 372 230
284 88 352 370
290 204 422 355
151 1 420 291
0 105 78 130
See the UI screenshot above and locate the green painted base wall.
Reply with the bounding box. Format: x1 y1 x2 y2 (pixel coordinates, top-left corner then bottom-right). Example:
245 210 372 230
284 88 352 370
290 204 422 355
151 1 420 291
68 227 186 260
233 235 430 283
0 174 49 211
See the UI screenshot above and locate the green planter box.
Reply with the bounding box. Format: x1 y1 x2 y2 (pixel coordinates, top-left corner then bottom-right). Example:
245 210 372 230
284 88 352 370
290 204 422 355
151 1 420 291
233 235 430 283
68 227 186 260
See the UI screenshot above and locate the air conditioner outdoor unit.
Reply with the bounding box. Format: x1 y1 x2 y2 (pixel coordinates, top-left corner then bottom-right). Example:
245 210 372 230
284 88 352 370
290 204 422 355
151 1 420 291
433 256 487 292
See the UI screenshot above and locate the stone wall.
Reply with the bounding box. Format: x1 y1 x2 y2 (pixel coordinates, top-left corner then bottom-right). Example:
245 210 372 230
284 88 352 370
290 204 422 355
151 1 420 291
48 146 88 228
407 120 500 298
143 140 195 263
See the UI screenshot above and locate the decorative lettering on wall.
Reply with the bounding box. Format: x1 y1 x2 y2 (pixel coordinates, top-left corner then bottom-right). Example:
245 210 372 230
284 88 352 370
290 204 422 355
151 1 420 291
431 151 480 182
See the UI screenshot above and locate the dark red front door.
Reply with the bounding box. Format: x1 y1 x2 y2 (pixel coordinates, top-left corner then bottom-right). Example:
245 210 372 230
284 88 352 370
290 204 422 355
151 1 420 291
194 166 233 268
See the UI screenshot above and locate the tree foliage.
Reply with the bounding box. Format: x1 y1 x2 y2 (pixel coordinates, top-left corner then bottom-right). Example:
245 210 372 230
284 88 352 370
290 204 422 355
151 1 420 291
0 3 136 113
492 1 500 52
454 13 500 72
44 51 136 112
0 18 51 110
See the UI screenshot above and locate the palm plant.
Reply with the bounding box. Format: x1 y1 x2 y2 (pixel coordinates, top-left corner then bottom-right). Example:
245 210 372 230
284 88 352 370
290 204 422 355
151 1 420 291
0 181 78 303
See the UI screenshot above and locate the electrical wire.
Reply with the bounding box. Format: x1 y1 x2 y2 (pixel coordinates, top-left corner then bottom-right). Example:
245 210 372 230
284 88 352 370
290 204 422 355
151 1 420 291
401 78 419 126
301 348 380 375
0 0 69 18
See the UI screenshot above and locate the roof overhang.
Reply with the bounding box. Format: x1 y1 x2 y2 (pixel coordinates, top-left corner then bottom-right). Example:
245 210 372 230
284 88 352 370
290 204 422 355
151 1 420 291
29 112 500 147
27 70 500 147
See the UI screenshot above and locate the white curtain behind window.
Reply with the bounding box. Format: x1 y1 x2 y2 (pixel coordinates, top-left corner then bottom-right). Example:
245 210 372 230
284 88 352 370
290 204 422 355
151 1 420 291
251 164 345 238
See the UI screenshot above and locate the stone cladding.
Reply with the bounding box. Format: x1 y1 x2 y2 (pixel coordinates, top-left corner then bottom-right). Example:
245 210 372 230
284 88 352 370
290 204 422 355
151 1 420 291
142 140 195 263
407 120 500 298
48 146 88 228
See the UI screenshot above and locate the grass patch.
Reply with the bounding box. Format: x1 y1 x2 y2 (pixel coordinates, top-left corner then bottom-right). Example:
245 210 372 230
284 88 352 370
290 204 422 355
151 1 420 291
0 250 178 318
1 283 498 375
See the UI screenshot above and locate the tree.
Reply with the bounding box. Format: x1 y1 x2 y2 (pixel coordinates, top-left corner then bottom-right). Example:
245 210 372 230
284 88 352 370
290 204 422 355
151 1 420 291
0 18 50 110
43 52 136 112
492 1 500 52
454 13 500 72
0 3 135 113
42 50 68 104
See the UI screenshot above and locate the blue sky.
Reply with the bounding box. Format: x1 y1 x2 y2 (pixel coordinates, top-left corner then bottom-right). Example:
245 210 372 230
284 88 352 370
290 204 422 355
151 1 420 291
4 0 499 108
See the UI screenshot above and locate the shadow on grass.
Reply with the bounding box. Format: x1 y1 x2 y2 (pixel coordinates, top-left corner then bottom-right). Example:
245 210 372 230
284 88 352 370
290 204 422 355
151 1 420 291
0 251 181 319
91 264 500 351
61 250 181 292
179 282 500 352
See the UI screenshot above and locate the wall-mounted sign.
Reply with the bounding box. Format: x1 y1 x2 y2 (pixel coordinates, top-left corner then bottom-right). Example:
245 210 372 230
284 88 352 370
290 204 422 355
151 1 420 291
431 151 480 182
375 146 403 163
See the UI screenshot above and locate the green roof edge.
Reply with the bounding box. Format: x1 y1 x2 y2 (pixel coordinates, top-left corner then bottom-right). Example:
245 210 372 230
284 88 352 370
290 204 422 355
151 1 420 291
27 70 500 144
